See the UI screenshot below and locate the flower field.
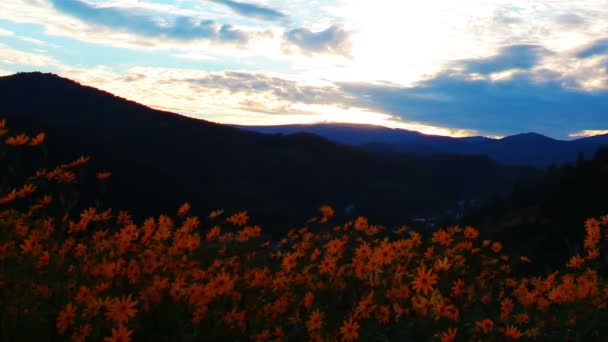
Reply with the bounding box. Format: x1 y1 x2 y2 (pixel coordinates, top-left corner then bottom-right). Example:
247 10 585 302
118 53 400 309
0 119 607 341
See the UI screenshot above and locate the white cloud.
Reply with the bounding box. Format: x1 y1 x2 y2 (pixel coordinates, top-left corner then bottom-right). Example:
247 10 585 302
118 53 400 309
0 28 14 36
569 130 608 138
171 52 217 61
18 36 59 48
0 46 60 67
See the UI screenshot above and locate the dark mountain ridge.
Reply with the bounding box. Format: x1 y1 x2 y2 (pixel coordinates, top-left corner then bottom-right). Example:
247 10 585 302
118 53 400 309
236 124 608 167
0 72 534 232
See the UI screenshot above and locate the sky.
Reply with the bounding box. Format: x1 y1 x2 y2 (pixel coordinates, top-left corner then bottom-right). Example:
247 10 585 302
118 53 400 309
1 1 608 139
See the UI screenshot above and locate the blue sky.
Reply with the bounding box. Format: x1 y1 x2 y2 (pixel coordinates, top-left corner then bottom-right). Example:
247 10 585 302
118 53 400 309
1 0 608 139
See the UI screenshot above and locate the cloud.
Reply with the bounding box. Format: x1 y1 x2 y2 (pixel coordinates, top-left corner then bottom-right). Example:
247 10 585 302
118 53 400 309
184 71 350 106
17 36 59 48
0 28 13 36
283 25 351 56
570 129 608 138
456 44 553 74
341 69 608 139
49 0 251 44
576 38 608 58
58 65 478 136
0 45 60 67
554 13 588 28
208 0 286 22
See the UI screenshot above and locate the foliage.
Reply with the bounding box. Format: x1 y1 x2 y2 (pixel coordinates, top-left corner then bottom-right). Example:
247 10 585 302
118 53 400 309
464 148 608 270
1 119 607 341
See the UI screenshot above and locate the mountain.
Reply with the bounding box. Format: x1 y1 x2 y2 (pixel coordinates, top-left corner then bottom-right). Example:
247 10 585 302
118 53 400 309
0 72 534 232
236 124 608 167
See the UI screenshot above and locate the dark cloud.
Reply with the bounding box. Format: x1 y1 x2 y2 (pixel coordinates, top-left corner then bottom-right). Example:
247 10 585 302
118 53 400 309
554 13 588 28
283 25 351 56
341 70 608 139
50 0 251 44
208 0 287 22
577 38 608 58
184 71 351 105
456 44 552 74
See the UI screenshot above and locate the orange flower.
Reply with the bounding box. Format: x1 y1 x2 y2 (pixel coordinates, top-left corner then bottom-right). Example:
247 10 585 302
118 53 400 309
36 250 49 269
103 325 132 342
39 194 53 205
463 226 479 239
208 209 224 219
451 278 465 298
354 241 372 260
56 171 76 184
375 305 390 325
177 202 191 216
411 265 438 296
500 298 514 321
354 216 368 231
432 229 453 246
254 330 272 342
354 291 376 319
305 309 324 332
515 313 529 324
475 319 494 333
105 295 138 325
282 252 298 272
0 189 17 204
28 132 45 146
0 118 6 136
206 226 221 241
433 257 451 272
6 133 29 146
319 205 335 222
273 326 285 340
504 325 523 339
585 218 601 239
211 272 233 295
227 211 248 226
96 171 112 181
326 238 345 256
320 256 338 277
66 155 91 168
372 241 395 265
339 318 360 341
57 302 76 334
16 183 37 198
491 241 503 253
439 327 457 342
567 254 585 268
302 292 315 310
76 324 92 341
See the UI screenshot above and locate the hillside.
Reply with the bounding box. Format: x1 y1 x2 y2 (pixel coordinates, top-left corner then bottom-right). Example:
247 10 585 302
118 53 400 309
0 72 534 232
237 123 608 167
1 116 607 340
462 148 608 270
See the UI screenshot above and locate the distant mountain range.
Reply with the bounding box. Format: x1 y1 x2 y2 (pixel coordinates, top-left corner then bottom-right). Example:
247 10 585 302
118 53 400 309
235 124 608 167
0 72 534 231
